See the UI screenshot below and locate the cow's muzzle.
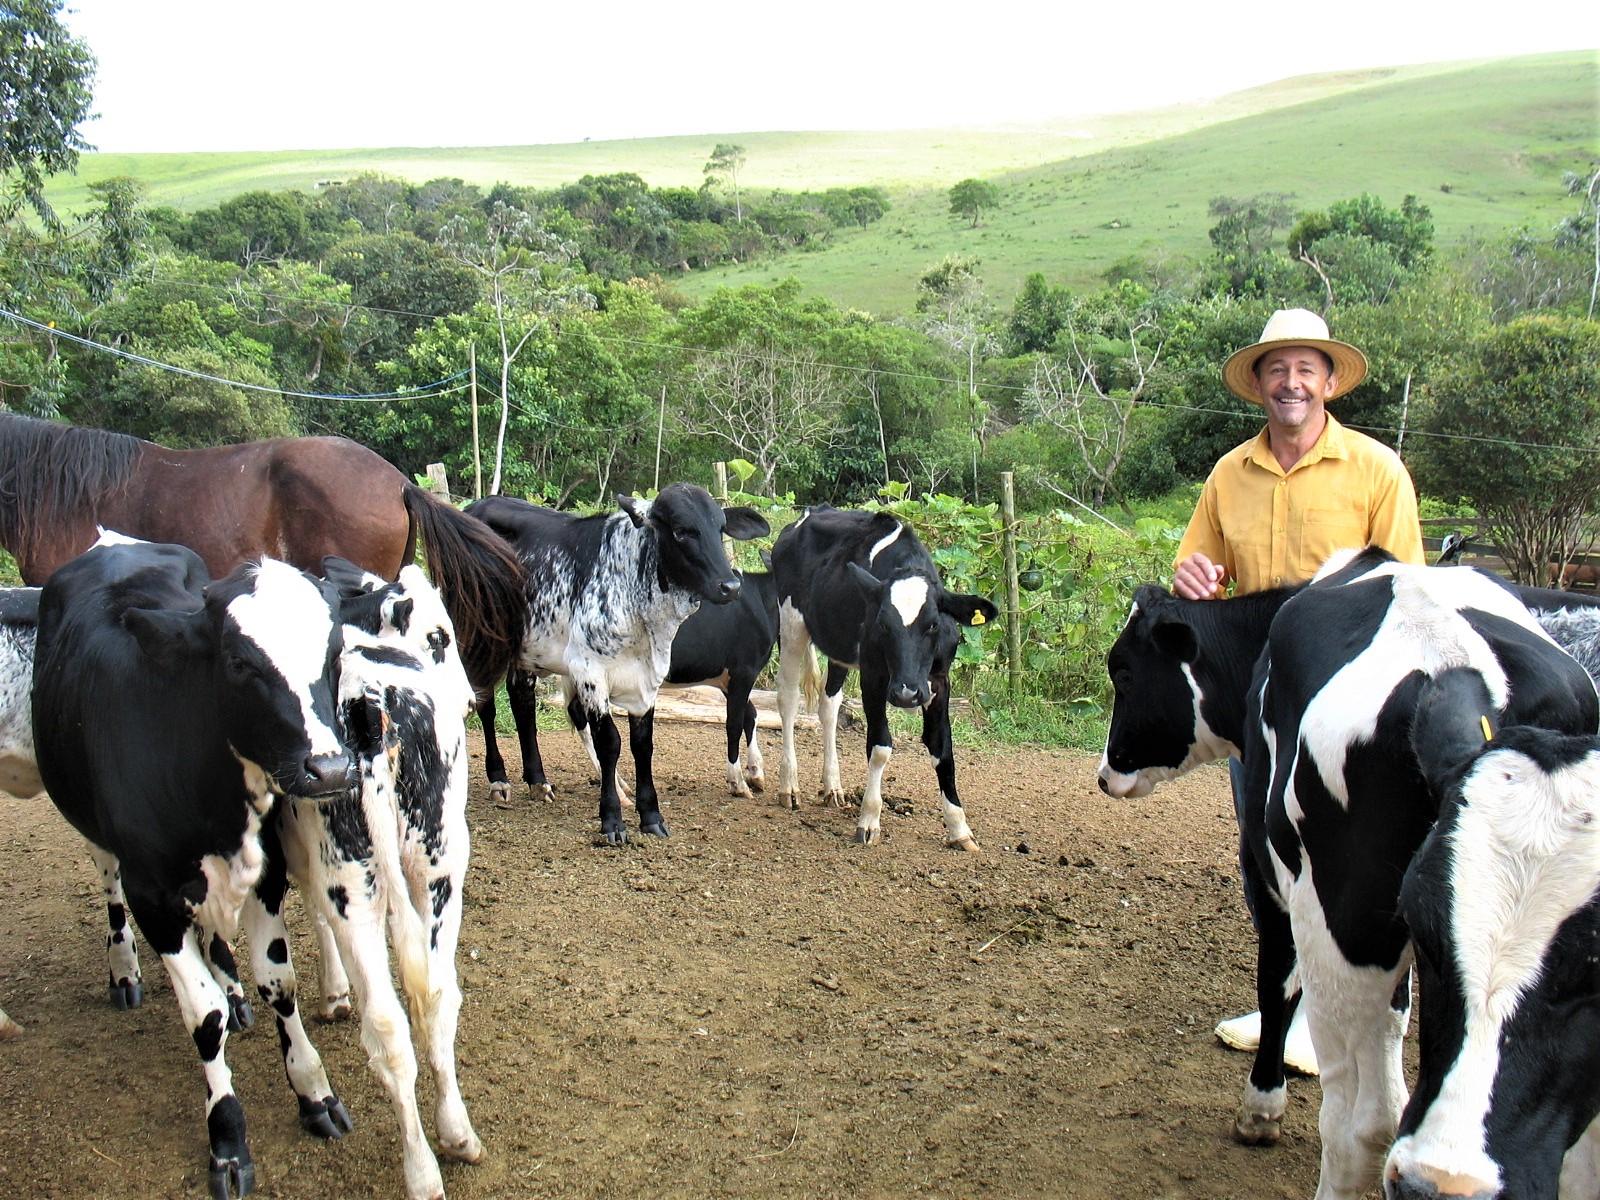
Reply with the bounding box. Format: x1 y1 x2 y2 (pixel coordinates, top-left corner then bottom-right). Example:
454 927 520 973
890 683 930 709
295 752 359 798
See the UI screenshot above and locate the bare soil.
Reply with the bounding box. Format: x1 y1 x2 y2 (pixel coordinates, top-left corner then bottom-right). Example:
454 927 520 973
0 715 1335 1200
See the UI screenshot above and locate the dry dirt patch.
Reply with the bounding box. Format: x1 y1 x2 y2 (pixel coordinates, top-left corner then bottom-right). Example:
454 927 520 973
0 718 1332 1199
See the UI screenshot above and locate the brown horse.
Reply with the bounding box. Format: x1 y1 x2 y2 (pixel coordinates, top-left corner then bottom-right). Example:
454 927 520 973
0 412 525 692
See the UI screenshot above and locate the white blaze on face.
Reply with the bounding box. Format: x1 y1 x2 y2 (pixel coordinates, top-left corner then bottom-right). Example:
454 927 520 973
889 576 929 628
228 560 344 755
868 525 902 565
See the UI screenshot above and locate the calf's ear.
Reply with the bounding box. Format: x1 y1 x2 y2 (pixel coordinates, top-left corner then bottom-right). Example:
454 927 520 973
121 606 210 672
617 494 650 528
940 593 999 628
846 562 886 604
1411 667 1497 794
723 506 770 541
1150 615 1198 662
321 556 374 595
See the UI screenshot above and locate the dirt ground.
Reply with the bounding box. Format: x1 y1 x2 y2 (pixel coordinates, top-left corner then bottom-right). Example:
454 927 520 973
0 713 1342 1200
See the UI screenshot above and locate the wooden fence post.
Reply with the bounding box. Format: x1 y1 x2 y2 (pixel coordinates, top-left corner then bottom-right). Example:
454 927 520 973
425 462 451 501
1001 471 1022 698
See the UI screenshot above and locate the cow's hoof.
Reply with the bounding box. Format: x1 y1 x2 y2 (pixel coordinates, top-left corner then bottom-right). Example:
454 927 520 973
488 780 511 803
226 994 254 1032
779 791 800 811
299 1094 354 1139
0 1014 22 1040
531 783 555 803
642 820 670 839
730 781 753 797
1233 1108 1282 1146
819 789 851 809
319 993 354 1022
208 1155 256 1200
852 826 882 845
108 980 143 1011
601 827 629 846
947 835 980 852
438 1129 484 1164
745 772 765 793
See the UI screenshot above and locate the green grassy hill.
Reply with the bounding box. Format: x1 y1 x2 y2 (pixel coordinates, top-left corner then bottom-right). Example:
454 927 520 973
44 50 1597 314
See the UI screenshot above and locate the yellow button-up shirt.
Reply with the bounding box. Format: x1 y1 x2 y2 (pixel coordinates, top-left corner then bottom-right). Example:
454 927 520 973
1176 413 1425 595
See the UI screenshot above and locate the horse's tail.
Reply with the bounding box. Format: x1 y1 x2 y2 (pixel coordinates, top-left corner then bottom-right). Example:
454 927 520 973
402 483 526 698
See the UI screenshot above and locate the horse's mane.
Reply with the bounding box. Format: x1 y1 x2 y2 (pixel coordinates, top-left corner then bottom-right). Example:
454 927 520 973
0 413 144 564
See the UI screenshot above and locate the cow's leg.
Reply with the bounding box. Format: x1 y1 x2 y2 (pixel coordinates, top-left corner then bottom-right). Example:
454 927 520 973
628 710 668 837
322 886 444 1200
818 662 849 808
202 931 254 1032
0 999 18 1040
240 873 351 1141
1235 852 1295 1146
583 694 629 845
309 910 353 1021
922 674 978 850
775 602 811 809
413 806 482 1167
475 682 512 801
854 671 893 844
571 685 631 806
508 667 554 802
727 669 764 795
86 844 143 1010
158 925 256 1200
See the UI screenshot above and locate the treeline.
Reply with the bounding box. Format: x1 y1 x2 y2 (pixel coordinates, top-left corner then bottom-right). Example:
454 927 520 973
1 166 1597 567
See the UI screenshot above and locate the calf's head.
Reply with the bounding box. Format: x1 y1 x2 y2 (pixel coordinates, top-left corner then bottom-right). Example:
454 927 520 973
1098 586 1230 798
621 484 770 604
125 558 354 798
845 563 997 708
1386 667 1600 1200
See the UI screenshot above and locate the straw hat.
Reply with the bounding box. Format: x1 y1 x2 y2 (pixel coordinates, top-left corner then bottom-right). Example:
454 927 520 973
1222 308 1368 405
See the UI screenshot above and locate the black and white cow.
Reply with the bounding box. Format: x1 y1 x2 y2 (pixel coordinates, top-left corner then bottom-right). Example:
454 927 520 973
0 585 39 1039
1382 669 1600 1200
771 506 998 849
264 558 482 1200
663 562 780 796
1098 549 1600 1200
32 539 355 1200
465 485 769 844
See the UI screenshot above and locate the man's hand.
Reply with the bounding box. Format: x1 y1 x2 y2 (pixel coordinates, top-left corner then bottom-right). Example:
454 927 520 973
1173 553 1226 600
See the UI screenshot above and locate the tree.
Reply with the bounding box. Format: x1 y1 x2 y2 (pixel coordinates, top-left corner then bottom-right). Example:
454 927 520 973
1411 316 1600 585
0 0 94 226
1286 194 1435 307
1205 194 1299 298
438 200 594 495
913 256 997 495
1557 162 1600 320
703 144 747 223
1023 282 1167 507
948 178 1000 228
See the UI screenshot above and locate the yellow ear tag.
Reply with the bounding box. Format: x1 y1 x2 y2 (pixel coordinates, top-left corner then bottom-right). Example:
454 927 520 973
971 611 986 626
1480 715 1493 742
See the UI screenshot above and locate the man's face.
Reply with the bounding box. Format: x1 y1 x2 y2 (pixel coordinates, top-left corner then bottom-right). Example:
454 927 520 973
1251 345 1336 437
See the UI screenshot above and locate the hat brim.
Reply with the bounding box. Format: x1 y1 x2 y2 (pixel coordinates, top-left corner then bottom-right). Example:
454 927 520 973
1223 337 1368 405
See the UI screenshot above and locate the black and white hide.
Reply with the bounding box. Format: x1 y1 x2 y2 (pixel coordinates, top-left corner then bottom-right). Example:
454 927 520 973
770 506 998 849
465 485 769 844
1382 669 1600 1200
0 585 38 1040
31 540 354 1200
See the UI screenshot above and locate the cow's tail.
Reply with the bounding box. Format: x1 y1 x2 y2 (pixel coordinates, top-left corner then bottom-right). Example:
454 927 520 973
801 644 824 714
402 483 526 700
358 697 435 1025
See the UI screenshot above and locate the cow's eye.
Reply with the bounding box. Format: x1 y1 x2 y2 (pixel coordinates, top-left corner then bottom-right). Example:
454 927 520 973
223 651 254 682
674 527 698 543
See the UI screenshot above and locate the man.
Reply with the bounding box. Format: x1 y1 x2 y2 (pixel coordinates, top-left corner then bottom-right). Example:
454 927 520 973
1174 308 1425 1073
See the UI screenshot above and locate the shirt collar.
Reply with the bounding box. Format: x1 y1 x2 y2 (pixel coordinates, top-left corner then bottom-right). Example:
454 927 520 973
1243 412 1349 475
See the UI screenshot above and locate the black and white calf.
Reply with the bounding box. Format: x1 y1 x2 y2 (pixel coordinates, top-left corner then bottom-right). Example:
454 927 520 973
1383 669 1600 1200
266 559 482 1200
771 506 997 849
0 585 39 1040
32 540 354 1200
663 562 780 796
1098 549 1600 1200
466 485 769 844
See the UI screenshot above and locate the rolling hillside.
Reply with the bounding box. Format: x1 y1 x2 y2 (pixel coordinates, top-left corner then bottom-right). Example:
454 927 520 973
43 50 1598 315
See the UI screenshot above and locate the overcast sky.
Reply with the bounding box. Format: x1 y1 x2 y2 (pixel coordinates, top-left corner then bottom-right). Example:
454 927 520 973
62 1 1597 154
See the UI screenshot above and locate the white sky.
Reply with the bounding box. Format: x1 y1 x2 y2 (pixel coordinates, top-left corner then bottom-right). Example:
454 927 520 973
62 1 1598 154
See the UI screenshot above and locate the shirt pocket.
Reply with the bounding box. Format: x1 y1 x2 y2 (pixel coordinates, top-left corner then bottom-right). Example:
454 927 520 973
1301 506 1371 564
